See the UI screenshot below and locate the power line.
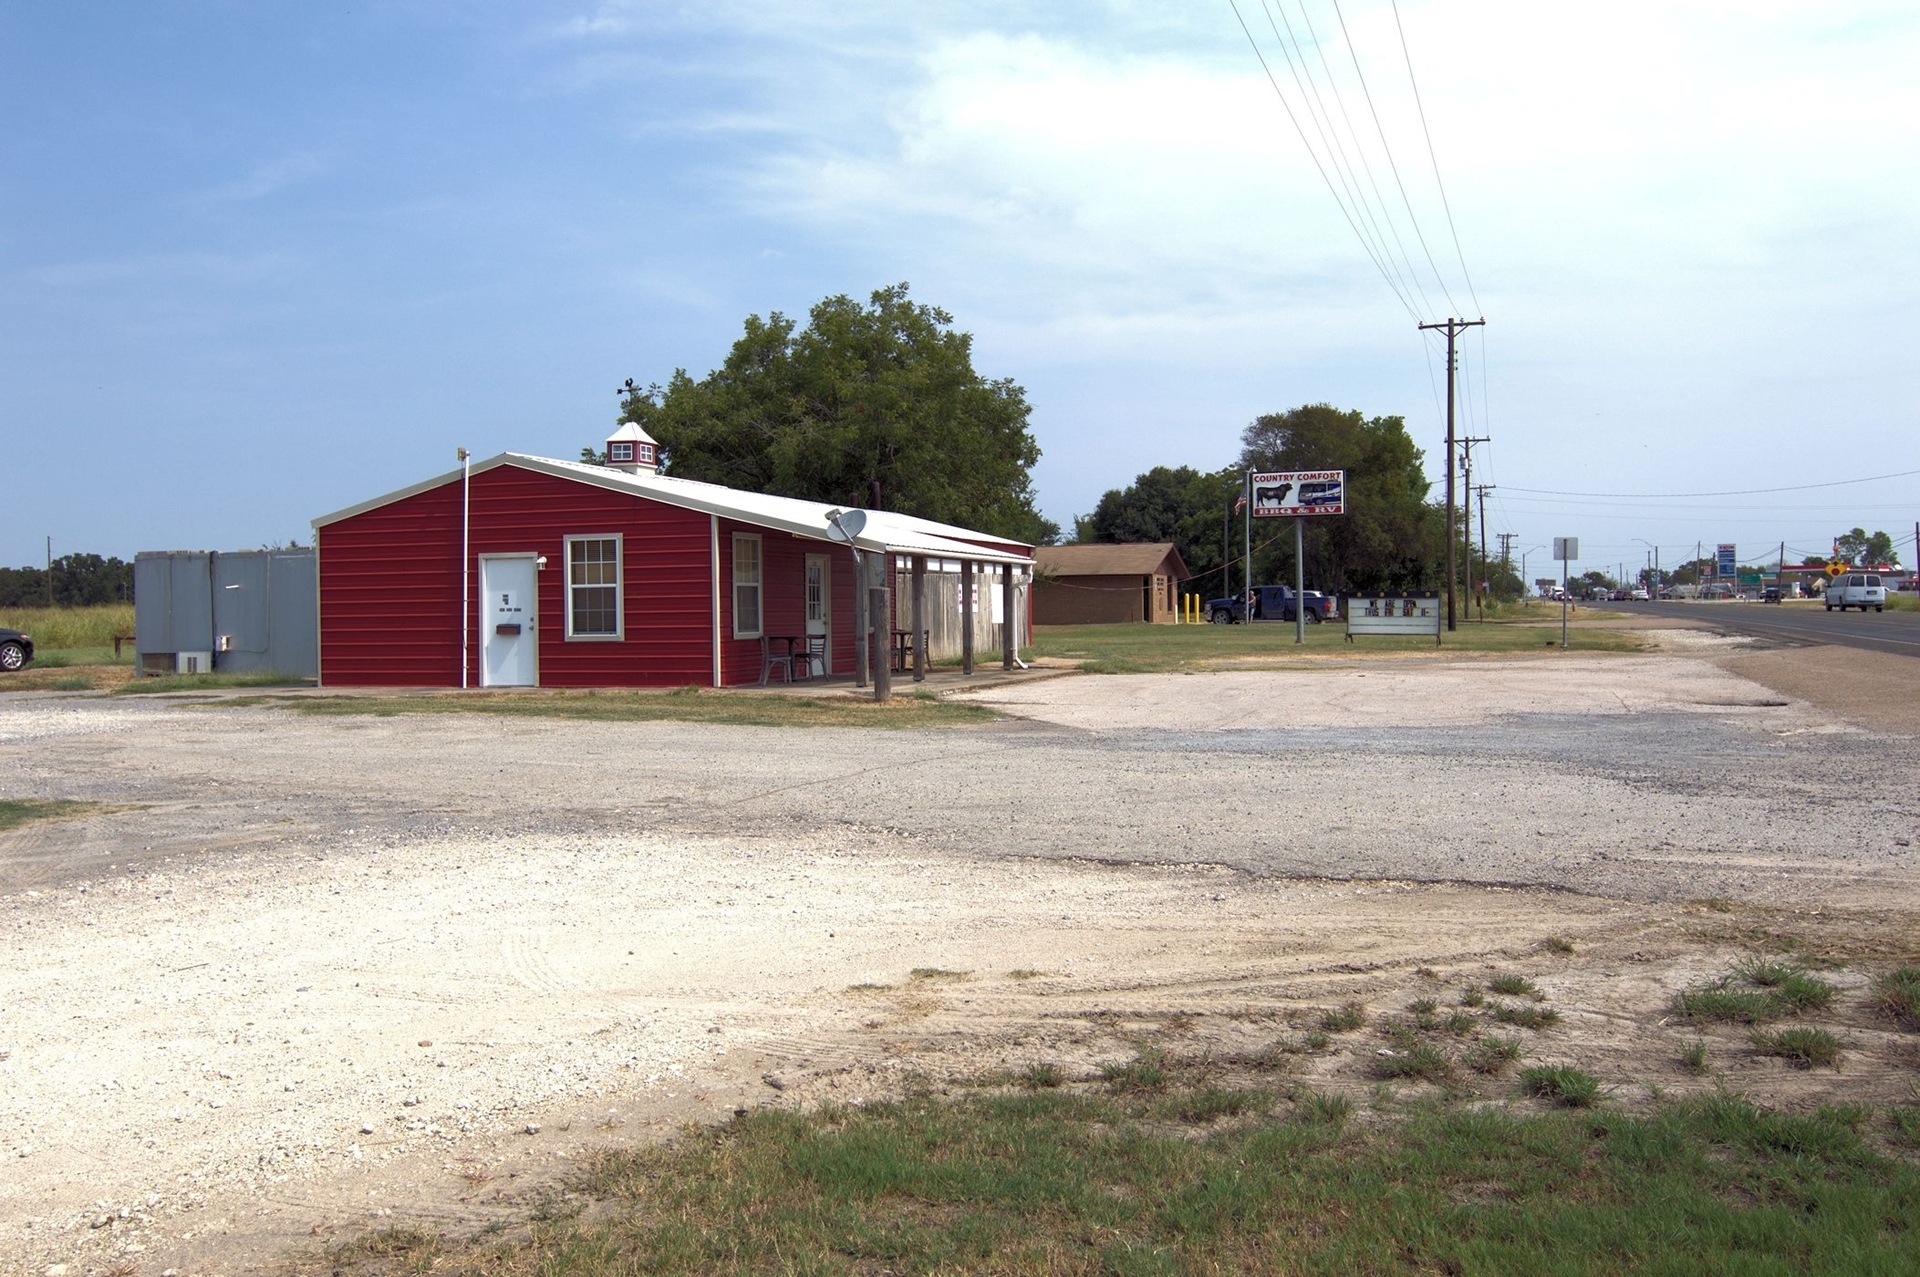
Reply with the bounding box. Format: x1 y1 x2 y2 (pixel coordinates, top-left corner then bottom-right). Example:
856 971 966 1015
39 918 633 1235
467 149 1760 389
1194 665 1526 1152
1330 0 1463 317
1227 0 1423 322
1390 0 1480 315
1501 467 1920 499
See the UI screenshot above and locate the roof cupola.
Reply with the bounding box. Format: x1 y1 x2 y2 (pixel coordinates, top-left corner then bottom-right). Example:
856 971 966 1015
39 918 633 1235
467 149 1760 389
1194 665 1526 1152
605 422 659 475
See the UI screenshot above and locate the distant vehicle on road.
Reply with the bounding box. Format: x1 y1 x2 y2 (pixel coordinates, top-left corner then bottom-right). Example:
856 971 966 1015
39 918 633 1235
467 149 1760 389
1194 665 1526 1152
1630 588 1651 601
1826 573 1886 612
1206 586 1332 625
0 628 33 672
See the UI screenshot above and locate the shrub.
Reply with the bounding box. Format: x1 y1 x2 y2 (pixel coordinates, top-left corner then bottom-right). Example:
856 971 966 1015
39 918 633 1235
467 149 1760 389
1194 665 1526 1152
1021 1062 1063 1090
1544 936 1575 955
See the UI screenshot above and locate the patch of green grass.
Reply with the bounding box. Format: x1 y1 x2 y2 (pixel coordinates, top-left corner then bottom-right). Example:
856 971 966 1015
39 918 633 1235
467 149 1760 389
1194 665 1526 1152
1408 998 1438 1016
1543 936 1576 955
1463 1036 1524 1075
1153 1086 1266 1124
1459 987 1485 1008
0 799 106 832
47 676 95 691
1098 1053 1169 1094
1019 1062 1063 1090
1318 1001 1367 1033
1671 986 1777 1024
1672 964 1837 1024
1892 1106 1920 1148
1372 1041 1453 1083
1489 1003 1560 1031
1519 1065 1601 1108
0 604 133 650
1752 1027 1842 1069
1301 1031 1331 1051
1293 1089 1352 1125
1679 1040 1711 1075
116 671 312 694
1872 966 1920 1031
1487 973 1542 999
1027 616 1647 674
307 1086 1920 1276
221 686 997 729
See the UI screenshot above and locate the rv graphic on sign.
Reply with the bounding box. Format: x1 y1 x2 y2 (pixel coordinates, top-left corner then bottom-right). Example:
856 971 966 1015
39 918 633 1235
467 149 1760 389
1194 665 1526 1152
1250 470 1345 517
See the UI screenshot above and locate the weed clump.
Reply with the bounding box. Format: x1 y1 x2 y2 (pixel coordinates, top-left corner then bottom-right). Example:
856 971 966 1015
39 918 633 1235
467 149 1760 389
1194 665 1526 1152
1489 1003 1560 1031
1544 936 1576 955
1463 1036 1523 1075
1099 1053 1168 1094
1872 966 1920 1031
1752 1027 1841 1069
1293 1089 1352 1125
1020 1062 1063 1090
1319 1002 1367 1033
1520 1065 1601 1108
1679 1041 1711 1075
1488 974 1542 999
1672 963 1835 1024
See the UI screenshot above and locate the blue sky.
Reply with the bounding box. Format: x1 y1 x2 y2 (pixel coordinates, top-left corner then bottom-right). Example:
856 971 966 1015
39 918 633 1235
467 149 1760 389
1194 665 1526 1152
4 1 1916 577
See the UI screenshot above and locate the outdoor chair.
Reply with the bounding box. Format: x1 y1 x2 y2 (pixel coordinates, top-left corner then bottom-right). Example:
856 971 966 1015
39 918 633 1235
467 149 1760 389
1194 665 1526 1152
793 633 828 680
757 634 793 686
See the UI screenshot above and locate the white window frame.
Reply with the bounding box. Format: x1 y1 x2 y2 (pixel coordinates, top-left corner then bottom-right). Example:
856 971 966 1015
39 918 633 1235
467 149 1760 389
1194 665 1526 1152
637 442 656 465
608 441 634 463
564 534 624 641
732 532 763 639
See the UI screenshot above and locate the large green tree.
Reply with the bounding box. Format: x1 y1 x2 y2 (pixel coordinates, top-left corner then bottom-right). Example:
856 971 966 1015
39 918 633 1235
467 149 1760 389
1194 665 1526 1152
1080 465 1241 596
1834 528 1899 567
1235 404 1443 593
613 284 1057 544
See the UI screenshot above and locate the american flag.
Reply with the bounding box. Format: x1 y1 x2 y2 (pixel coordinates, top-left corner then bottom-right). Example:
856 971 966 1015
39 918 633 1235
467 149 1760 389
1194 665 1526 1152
1233 492 1247 514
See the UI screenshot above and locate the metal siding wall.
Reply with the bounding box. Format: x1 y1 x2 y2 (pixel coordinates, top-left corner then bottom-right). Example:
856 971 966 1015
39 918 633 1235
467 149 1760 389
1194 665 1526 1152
713 521 859 685
211 552 270 658
267 550 320 677
319 466 716 687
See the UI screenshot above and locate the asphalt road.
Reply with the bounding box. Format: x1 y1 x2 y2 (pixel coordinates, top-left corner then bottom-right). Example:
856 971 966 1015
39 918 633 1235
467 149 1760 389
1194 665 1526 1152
1598 599 1920 657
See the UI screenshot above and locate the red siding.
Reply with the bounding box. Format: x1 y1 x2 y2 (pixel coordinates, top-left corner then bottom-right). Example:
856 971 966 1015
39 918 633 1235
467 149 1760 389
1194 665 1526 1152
319 463 872 688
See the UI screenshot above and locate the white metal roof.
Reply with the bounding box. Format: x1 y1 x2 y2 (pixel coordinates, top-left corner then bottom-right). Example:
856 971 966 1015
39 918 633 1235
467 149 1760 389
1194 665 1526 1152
311 452 1035 566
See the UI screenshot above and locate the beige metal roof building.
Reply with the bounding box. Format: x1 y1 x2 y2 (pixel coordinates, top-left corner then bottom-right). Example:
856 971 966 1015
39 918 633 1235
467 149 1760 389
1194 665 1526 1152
1033 543 1190 625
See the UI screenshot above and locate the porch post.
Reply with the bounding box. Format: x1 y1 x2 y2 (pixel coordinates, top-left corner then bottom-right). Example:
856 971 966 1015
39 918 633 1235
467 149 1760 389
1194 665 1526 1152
961 558 975 676
1002 563 1015 670
853 547 868 688
911 555 927 682
870 552 891 702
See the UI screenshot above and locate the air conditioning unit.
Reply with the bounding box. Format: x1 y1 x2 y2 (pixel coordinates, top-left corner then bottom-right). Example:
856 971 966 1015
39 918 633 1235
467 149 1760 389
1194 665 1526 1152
176 651 214 675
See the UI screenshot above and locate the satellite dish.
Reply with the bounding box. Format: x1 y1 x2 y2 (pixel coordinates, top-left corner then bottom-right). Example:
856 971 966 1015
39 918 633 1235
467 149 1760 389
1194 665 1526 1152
823 508 867 543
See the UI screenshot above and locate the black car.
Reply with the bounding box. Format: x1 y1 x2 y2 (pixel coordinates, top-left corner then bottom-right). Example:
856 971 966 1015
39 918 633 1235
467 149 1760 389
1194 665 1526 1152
0 627 34 672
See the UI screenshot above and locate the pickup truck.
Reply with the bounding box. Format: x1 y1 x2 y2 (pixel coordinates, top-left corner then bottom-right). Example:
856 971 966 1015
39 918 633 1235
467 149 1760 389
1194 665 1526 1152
1205 586 1332 625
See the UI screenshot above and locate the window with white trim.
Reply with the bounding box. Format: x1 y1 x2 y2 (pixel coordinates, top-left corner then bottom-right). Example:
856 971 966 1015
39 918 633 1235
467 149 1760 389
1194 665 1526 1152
566 535 623 639
732 533 762 638
608 441 634 463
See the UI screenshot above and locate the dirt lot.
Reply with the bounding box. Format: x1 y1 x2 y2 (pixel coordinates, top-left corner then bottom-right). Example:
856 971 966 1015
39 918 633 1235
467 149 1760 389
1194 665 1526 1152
2 634 1917 1276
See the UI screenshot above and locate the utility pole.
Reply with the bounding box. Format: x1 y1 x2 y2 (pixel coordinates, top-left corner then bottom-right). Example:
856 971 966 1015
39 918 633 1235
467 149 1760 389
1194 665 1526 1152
1473 484 1494 618
46 535 53 608
1497 532 1516 566
1458 435 1490 620
1418 317 1485 631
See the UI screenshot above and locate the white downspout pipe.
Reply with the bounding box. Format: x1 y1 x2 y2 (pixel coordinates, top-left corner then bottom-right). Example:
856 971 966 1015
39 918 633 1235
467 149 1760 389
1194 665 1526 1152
458 447 471 688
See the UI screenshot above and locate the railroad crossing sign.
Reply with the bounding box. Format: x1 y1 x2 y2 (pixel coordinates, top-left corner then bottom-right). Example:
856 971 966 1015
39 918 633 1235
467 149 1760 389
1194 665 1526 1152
1826 560 1847 578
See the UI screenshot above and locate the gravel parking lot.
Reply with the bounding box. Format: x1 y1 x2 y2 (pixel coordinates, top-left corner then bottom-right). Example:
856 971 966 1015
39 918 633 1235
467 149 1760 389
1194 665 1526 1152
2 639 1916 1274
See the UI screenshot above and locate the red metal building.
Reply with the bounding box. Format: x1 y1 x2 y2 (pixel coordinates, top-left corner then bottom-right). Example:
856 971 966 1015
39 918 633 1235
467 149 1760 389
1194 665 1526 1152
311 427 1034 688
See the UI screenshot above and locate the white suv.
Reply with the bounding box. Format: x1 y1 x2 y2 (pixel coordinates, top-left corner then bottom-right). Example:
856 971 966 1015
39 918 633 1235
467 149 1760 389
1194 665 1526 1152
1825 573 1886 612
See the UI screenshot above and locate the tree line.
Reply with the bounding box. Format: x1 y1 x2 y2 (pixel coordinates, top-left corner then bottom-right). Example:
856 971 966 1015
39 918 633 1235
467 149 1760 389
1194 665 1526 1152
0 554 134 608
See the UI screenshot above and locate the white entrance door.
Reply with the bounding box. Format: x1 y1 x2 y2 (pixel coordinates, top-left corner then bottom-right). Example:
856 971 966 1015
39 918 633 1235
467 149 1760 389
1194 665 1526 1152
804 553 831 674
480 555 538 687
